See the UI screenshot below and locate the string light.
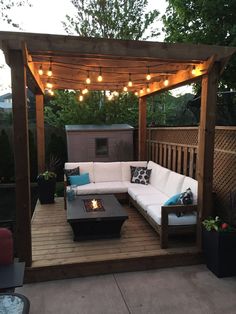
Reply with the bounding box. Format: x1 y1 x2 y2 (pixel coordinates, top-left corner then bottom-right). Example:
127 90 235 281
82 87 88 94
164 78 169 86
46 81 53 89
38 65 43 76
97 67 103 82
79 95 83 101
140 88 144 95
48 89 54 96
113 90 119 97
146 84 150 93
123 86 128 92
128 73 132 87
192 66 196 75
47 59 53 77
134 91 139 96
86 71 91 84
146 67 151 80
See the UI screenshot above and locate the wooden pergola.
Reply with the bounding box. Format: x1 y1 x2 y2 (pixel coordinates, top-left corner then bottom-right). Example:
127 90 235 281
0 31 235 267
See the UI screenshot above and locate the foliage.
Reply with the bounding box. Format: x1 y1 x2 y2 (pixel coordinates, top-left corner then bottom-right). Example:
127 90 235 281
63 0 159 40
37 170 56 181
0 129 14 183
0 0 31 28
202 216 236 232
162 0 236 89
44 90 139 127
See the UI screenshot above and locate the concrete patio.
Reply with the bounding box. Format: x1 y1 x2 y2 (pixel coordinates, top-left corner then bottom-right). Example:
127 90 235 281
17 264 236 314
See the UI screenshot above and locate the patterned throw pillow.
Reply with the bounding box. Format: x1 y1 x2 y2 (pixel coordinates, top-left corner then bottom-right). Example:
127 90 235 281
130 166 152 185
130 166 147 182
64 167 80 184
177 188 193 205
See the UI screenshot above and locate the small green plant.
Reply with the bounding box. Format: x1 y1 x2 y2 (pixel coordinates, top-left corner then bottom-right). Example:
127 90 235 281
37 171 56 181
202 216 236 232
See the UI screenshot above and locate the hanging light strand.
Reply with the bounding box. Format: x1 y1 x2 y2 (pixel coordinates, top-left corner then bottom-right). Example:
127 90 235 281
98 67 103 82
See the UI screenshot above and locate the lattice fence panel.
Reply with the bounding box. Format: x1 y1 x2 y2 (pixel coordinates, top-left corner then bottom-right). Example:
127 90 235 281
149 128 198 146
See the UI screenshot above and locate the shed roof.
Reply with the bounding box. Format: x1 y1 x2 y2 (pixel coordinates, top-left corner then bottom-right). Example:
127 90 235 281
65 124 134 131
0 31 235 96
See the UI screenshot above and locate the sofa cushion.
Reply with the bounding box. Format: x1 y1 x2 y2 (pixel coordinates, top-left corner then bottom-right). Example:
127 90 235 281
146 204 197 226
121 161 147 181
65 162 94 182
127 184 158 200
64 166 80 184
131 167 152 185
147 161 162 188
69 173 90 186
94 182 127 194
164 193 181 206
182 177 198 204
163 171 185 197
74 183 97 195
136 192 169 211
153 166 171 192
93 162 122 183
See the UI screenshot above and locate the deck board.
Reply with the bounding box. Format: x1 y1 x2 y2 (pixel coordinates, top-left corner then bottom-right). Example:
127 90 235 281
26 198 202 282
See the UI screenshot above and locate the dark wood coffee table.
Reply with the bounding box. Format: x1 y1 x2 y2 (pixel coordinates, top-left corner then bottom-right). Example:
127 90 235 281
67 194 128 241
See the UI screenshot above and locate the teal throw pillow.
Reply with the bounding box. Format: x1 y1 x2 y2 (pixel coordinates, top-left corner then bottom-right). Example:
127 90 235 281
164 193 181 206
69 173 90 186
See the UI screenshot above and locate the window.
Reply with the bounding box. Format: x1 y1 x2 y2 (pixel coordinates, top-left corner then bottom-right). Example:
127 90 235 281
95 138 108 157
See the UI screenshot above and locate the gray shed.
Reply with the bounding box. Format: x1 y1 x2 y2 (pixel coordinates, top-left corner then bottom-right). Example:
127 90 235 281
65 124 134 162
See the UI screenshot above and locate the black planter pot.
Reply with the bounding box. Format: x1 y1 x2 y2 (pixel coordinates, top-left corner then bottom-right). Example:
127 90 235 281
202 228 236 278
37 178 56 204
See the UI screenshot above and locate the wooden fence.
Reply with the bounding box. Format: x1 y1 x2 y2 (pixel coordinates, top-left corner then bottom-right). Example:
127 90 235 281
146 127 236 223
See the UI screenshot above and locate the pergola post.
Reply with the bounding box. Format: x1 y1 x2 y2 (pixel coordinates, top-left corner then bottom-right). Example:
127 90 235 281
9 50 32 266
138 97 147 160
35 94 45 173
197 62 220 247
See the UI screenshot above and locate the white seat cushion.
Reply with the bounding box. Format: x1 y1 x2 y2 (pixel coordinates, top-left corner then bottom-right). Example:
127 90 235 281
182 177 198 204
146 204 197 226
93 182 127 194
74 183 98 195
65 162 94 182
136 192 169 211
121 161 147 181
127 184 158 200
163 171 186 197
93 162 122 183
147 161 162 188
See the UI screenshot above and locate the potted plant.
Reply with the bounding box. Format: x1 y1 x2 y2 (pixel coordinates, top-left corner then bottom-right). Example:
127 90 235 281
37 170 57 204
202 216 236 278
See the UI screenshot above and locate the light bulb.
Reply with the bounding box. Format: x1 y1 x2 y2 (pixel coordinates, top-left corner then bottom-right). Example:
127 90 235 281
47 66 52 77
123 86 128 92
38 65 43 76
49 89 54 96
140 88 144 95
128 73 132 87
134 91 139 96
164 79 169 86
192 66 196 75
82 87 88 94
146 85 150 93
86 71 91 84
98 67 103 82
79 95 83 101
113 91 119 97
46 82 53 89
146 67 151 80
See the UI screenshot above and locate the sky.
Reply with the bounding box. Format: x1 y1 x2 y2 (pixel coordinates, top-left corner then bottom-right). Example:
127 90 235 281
0 0 191 96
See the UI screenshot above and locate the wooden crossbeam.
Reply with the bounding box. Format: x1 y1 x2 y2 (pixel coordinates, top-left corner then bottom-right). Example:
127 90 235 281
21 42 45 94
140 56 216 97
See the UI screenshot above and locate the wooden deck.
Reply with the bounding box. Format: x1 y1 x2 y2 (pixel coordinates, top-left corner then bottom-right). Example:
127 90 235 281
25 198 203 283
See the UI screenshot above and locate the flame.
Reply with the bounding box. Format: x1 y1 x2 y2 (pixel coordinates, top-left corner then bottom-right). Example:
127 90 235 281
91 199 98 209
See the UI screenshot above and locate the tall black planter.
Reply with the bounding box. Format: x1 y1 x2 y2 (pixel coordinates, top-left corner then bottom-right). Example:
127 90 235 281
202 228 236 278
37 178 56 204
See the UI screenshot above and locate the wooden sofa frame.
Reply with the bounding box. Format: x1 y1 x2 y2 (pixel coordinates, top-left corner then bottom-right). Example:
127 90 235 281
129 196 198 249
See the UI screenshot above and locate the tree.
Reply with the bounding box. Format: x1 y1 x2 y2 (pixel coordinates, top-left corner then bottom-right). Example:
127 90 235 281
0 0 31 28
162 0 236 89
63 0 159 40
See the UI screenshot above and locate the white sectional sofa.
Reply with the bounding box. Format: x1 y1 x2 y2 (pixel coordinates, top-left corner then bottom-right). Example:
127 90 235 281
64 160 198 248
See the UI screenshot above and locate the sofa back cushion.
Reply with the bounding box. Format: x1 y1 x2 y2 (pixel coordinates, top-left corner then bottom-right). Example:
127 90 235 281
164 171 186 197
182 177 198 204
121 161 147 181
94 162 122 183
65 162 94 182
152 166 171 192
147 161 162 188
